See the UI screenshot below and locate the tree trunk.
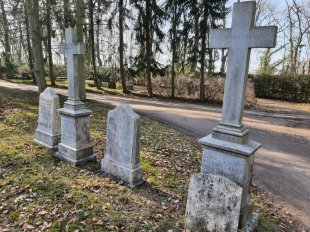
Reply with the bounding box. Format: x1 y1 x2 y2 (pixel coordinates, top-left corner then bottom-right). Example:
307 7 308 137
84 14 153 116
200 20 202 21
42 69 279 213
89 0 100 89
0 59 3 79
145 0 153 97
0 0 12 77
119 0 128 93
75 0 86 100
64 0 70 28
171 1 177 98
47 0 55 86
25 3 36 83
199 4 208 102
26 0 46 93
192 0 199 73
96 1 103 67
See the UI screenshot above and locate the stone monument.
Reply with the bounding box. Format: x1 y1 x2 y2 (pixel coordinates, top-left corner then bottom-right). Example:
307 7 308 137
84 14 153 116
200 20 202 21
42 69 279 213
33 87 61 149
55 28 96 165
185 1 277 231
101 104 143 187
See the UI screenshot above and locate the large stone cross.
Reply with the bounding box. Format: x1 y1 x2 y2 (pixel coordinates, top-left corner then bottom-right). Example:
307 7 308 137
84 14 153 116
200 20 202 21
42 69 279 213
59 28 85 101
209 1 277 143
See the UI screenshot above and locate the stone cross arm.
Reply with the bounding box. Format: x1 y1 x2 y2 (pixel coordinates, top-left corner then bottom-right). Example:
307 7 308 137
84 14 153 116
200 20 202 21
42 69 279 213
209 26 277 49
59 28 85 55
59 28 85 102
59 42 85 55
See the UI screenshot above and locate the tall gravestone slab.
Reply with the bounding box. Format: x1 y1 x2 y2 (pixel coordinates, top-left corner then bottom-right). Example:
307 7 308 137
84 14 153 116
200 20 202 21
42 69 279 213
33 87 61 149
184 173 243 232
185 1 277 231
101 104 143 187
55 28 96 165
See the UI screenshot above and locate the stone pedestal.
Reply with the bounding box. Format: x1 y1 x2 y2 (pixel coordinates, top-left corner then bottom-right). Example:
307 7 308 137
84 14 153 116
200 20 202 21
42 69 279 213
56 28 96 165
199 135 261 230
55 100 96 165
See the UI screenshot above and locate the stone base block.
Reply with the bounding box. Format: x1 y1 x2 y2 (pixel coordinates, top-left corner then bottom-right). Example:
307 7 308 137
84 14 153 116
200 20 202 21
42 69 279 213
56 143 96 165
239 212 259 232
184 173 242 232
198 134 261 230
101 158 144 188
33 129 60 149
240 199 255 228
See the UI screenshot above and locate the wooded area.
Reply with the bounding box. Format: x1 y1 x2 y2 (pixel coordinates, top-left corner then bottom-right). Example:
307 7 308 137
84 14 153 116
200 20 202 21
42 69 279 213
0 0 310 101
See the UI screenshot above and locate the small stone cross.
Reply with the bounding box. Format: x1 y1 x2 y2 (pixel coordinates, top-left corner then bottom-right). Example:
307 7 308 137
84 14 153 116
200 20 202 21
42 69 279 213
209 1 277 143
59 28 85 101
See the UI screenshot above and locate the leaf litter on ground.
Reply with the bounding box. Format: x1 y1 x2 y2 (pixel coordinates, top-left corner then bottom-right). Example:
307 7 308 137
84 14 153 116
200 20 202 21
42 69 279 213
0 86 305 231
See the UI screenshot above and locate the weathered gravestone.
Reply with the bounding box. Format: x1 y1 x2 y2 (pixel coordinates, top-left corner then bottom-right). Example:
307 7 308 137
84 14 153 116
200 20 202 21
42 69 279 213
33 87 61 149
101 104 143 187
185 1 277 231
185 173 243 232
55 28 96 165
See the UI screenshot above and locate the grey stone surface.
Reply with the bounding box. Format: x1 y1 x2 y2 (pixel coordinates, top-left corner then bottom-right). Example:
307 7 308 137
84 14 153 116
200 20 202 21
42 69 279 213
56 108 96 165
198 134 261 156
56 28 96 165
201 148 246 185
59 28 85 101
209 1 277 143
240 212 259 232
184 173 242 232
33 87 61 149
101 104 143 187
199 134 259 229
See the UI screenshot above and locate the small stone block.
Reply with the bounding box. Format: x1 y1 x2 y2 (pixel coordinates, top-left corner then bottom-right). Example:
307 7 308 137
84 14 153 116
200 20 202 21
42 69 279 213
33 130 60 149
55 150 97 166
101 158 144 188
108 81 116 89
184 173 242 232
239 212 259 232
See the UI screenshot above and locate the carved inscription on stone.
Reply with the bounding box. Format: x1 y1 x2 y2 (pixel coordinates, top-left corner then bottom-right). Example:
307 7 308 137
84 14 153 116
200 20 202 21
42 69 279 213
61 115 76 146
38 97 53 130
59 43 85 55
202 149 246 185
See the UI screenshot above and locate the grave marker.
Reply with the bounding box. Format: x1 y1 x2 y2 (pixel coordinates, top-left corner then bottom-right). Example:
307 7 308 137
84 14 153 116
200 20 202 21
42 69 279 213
184 173 243 232
55 28 96 165
33 87 61 149
101 104 143 187
209 1 277 144
185 2 277 231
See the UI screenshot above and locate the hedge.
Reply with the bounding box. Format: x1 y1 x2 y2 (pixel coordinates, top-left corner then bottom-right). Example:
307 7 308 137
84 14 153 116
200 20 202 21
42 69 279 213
252 74 310 103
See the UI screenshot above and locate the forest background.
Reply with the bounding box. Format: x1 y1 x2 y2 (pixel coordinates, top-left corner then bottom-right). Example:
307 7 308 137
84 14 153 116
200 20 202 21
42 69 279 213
0 0 310 103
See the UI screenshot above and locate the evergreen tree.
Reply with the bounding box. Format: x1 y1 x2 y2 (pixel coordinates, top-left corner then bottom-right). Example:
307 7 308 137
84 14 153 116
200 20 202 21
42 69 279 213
131 0 165 97
165 0 185 98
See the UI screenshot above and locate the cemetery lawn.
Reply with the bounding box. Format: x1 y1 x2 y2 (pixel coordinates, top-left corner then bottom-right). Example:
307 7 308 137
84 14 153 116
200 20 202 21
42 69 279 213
0 86 299 231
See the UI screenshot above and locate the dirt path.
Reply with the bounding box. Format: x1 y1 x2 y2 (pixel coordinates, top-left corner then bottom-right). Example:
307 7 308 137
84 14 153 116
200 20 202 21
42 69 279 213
1 81 310 230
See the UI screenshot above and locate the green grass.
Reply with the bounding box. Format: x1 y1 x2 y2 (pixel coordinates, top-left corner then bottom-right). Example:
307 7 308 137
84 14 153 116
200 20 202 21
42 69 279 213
0 85 292 231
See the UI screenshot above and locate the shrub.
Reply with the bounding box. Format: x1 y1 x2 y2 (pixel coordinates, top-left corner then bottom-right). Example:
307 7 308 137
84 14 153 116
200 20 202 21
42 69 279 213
252 74 310 103
152 75 256 106
53 65 67 77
